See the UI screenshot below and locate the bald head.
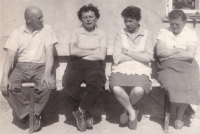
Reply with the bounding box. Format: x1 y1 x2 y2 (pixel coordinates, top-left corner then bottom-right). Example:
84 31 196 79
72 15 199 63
24 6 42 21
24 6 44 31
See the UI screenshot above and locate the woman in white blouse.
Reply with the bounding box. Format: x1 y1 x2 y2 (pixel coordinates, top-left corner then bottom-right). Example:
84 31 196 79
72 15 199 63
110 5 155 130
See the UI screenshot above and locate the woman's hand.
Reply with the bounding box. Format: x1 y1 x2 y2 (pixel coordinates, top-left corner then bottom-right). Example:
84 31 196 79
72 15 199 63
122 48 128 55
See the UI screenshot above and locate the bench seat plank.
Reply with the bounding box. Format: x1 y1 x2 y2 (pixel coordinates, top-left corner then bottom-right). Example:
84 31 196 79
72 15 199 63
55 78 160 91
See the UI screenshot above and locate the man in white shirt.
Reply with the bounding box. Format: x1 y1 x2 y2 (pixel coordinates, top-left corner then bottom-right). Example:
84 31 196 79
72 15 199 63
0 6 57 132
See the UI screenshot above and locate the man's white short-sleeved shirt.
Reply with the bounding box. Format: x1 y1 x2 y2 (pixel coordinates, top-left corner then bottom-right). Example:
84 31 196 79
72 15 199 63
157 26 198 50
4 25 57 63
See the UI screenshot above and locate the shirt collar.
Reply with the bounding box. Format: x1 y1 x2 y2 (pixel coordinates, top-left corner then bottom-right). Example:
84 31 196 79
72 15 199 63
79 26 99 35
23 25 40 35
167 26 189 39
123 25 145 36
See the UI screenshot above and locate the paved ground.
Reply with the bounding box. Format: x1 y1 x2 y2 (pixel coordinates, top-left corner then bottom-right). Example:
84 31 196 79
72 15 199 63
1 90 200 134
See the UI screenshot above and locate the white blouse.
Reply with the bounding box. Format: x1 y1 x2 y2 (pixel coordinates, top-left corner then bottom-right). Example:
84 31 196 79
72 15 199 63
112 27 155 81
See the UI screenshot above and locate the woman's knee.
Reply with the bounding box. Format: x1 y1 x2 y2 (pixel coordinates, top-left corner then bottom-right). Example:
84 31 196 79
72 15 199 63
131 87 144 96
112 86 124 95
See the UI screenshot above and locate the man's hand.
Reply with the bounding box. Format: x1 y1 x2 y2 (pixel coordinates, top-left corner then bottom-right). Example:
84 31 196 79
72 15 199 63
41 73 56 90
0 78 12 96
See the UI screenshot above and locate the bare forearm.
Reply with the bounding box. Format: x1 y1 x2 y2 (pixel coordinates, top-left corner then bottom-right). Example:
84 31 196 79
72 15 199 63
44 55 54 75
158 49 180 57
156 44 181 58
2 56 14 79
70 47 100 57
83 52 106 61
118 55 134 63
127 50 151 63
168 51 194 61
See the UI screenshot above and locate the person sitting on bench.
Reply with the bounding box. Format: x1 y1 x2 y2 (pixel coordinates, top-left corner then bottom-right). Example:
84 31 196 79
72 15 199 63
156 9 200 130
0 6 57 132
110 5 155 130
62 4 107 132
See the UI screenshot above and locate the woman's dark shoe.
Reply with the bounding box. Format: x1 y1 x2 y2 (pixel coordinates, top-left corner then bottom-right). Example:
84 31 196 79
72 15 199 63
72 110 86 132
19 115 29 124
174 120 184 129
85 112 93 128
185 106 195 119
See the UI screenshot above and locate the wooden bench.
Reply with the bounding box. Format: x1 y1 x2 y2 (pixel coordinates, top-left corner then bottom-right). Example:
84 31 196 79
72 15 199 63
22 44 171 133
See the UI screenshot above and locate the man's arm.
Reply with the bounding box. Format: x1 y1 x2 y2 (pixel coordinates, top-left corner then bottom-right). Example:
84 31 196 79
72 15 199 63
69 42 100 57
41 44 56 90
156 41 182 58
0 49 16 96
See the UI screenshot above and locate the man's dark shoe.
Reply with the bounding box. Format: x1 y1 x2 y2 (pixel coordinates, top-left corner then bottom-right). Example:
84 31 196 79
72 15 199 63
185 106 195 119
85 112 93 128
72 110 86 132
19 115 29 124
33 115 41 132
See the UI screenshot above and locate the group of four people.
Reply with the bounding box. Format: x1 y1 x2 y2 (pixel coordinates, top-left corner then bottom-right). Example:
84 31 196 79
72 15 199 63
1 4 200 132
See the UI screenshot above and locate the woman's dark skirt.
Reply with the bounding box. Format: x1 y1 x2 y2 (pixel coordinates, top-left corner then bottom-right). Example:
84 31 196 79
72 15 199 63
157 59 200 104
110 72 152 94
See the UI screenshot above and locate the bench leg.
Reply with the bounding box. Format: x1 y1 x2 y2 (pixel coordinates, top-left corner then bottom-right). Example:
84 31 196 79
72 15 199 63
164 94 171 133
29 88 35 134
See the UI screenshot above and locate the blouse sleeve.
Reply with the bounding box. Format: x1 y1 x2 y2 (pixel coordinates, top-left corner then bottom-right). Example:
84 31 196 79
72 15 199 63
69 29 79 44
113 32 123 64
187 30 198 46
157 29 166 42
100 30 108 48
145 30 155 56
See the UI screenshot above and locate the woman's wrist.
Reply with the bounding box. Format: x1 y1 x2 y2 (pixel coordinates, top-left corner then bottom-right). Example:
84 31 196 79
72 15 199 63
125 50 128 55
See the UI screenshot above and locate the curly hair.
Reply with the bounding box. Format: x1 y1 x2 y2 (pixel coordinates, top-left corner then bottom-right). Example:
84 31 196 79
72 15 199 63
168 10 187 22
121 5 141 21
77 4 100 20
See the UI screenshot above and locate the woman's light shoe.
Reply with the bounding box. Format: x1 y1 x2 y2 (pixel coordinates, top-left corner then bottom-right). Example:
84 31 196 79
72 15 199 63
128 118 138 130
174 120 184 129
120 112 129 124
128 110 139 130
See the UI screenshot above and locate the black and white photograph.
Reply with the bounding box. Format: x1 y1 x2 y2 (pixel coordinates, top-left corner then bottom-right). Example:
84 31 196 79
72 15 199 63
0 0 200 134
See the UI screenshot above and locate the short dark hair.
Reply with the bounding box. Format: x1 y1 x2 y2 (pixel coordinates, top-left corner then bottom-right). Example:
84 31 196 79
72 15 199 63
121 5 141 21
77 4 100 20
168 10 187 22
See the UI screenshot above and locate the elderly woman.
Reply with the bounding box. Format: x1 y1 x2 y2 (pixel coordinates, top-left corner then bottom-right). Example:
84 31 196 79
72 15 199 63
110 5 155 130
62 4 107 132
156 10 200 129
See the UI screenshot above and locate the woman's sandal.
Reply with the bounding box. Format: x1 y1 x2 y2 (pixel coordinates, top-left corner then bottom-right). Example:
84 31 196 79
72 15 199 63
174 120 184 129
120 112 129 124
